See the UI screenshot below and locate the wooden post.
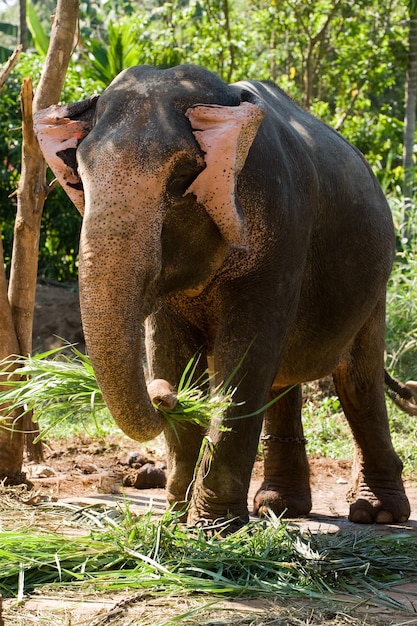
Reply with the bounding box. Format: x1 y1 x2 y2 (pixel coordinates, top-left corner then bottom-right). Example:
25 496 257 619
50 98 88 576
0 0 80 477
0 235 24 482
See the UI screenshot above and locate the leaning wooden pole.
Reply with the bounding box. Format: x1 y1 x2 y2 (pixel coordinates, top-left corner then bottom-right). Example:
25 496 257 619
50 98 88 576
0 48 28 480
1 0 80 475
9 0 80 359
0 45 22 90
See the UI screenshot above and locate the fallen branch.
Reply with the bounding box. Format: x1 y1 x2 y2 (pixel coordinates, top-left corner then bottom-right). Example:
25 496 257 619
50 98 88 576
0 45 22 91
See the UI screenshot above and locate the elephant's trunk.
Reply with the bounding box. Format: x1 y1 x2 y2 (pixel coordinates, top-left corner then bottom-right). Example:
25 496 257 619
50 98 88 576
78 213 168 442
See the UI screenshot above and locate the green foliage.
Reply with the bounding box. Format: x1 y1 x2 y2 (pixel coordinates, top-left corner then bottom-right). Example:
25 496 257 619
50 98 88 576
386 251 417 381
389 407 417 476
303 395 353 460
303 384 417 476
385 192 417 386
82 21 143 85
76 1 255 87
0 21 18 62
0 347 110 440
0 0 415 312
26 0 49 56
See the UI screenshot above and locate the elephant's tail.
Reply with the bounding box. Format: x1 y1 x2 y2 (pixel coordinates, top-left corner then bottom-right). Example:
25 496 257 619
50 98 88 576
385 369 417 416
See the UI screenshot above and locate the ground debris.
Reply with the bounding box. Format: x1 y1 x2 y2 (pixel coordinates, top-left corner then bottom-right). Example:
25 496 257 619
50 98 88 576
3 592 408 626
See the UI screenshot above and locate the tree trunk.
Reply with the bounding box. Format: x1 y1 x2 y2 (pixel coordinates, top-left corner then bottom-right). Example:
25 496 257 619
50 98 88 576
0 234 25 482
18 0 28 52
296 0 342 109
0 0 80 478
8 1 80 353
402 2 417 241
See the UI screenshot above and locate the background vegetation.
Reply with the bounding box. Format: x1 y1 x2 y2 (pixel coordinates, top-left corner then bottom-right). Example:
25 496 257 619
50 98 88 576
0 0 417 380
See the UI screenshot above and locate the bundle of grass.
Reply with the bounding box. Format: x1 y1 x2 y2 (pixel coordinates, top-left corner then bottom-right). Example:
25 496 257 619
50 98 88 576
0 347 107 440
0 348 237 440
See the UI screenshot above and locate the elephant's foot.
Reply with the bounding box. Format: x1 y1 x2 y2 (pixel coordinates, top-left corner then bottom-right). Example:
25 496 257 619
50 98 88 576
0 471 32 488
347 478 410 524
167 479 249 529
187 484 249 530
253 482 312 518
166 480 193 522
166 494 189 522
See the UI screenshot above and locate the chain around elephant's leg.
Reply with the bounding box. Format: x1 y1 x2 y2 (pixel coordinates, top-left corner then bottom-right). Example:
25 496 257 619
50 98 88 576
253 384 312 518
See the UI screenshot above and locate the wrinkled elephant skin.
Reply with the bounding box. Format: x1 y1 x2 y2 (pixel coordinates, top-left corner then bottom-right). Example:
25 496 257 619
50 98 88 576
34 64 410 527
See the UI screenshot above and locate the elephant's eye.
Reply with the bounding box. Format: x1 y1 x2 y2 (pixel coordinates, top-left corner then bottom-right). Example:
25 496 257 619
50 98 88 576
167 162 202 196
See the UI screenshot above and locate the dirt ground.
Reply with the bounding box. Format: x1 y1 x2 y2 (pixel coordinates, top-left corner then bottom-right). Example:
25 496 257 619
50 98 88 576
14 428 417 626
3 283 416 625
33 282 85 354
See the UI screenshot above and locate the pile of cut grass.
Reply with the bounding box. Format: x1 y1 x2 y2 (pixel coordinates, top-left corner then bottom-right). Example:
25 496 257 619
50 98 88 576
0 501 416 612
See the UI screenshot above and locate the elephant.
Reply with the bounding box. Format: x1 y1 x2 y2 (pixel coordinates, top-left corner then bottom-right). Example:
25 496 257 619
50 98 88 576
34 64 410 527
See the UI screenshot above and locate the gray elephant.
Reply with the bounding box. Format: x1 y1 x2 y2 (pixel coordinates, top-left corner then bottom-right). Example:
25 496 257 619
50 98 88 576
34 64 410 527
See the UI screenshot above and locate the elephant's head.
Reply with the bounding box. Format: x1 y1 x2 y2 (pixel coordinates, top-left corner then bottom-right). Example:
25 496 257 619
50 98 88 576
34 65 265 442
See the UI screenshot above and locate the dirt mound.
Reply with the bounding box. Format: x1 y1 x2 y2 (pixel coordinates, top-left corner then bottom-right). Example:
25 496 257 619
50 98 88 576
33 283 85 354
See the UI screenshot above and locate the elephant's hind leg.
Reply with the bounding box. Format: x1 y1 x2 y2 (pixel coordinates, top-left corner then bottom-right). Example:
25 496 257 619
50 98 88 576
253 384 312 518
332 299 410 524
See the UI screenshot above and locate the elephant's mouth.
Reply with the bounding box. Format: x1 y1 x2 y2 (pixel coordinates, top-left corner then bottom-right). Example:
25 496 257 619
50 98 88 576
183 284 208 297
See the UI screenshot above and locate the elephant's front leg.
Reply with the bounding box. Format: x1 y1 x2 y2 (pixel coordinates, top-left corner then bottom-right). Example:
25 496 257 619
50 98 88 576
145 311 207 511
188 413 264 526
187 337 278 526
164 421 206 513
253 384 312 518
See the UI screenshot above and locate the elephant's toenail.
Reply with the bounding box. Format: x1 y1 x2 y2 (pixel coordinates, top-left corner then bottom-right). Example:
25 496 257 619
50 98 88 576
349 509 372 524
375 510 394 524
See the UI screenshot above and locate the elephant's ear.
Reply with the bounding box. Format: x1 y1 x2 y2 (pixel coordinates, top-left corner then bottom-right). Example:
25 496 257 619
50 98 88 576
185 101 265 248
33 96 99 215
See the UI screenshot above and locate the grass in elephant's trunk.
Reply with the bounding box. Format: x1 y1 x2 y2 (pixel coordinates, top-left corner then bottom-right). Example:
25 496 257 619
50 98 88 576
0 348 238 441
147 354 239 437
